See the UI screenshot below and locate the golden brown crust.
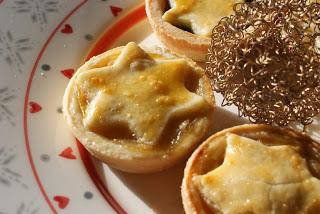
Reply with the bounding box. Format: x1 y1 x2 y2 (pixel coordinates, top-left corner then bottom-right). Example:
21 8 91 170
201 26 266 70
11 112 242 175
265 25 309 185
182 124 320 214
145 0 211 62
63 45 215 173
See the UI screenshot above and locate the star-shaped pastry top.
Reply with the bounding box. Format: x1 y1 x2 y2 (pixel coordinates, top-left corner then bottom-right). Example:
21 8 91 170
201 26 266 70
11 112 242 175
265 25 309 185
162 0 243 36
75 42 210 145
196 134 320 213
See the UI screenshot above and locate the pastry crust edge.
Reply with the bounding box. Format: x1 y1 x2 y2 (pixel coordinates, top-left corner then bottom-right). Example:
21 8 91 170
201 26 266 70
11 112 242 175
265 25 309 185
145 0 211 62
181 124 320 214
62 45 215 173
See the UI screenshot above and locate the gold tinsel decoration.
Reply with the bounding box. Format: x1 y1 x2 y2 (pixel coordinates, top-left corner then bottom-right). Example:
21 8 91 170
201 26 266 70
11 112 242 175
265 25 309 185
206 0 320 126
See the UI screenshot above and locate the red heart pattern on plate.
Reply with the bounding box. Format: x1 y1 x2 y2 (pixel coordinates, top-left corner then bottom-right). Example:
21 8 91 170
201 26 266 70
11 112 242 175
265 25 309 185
29 102 42 113
53 195 70 209
0 0 4 5
61 24 73 34
61 69 75 79
59 147 76 160
110 6 123 17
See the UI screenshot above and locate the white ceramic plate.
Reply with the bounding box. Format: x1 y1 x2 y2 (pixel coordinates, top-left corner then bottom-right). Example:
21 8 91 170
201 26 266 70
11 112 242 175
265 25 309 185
1 0 319 213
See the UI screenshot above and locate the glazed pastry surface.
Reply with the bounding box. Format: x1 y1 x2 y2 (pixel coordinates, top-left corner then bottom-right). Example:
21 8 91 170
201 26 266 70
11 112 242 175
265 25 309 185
195 134 320 213
163 0 243 36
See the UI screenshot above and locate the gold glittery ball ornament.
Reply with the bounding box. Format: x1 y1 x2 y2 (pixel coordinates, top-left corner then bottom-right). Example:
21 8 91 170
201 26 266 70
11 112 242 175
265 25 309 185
206 0 320 126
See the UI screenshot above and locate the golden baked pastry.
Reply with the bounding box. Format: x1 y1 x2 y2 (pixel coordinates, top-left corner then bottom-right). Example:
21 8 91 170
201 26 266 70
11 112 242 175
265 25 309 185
182 124 320 213
63 42 214 173
146 0 243 61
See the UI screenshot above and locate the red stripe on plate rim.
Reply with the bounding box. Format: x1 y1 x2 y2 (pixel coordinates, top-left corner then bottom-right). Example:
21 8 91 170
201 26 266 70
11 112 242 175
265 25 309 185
23 1 88 213
77 4 147 214
23 2 146 214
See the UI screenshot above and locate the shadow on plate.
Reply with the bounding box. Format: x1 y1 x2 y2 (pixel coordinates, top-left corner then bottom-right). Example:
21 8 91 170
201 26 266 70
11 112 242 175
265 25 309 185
93 107 248 213
111 161 186 214
209 106 249 134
